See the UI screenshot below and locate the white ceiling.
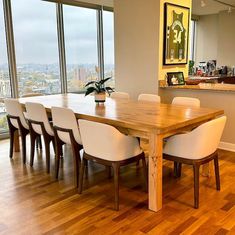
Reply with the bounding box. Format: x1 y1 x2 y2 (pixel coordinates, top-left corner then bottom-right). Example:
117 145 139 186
76 0 113 7
192 0 235 15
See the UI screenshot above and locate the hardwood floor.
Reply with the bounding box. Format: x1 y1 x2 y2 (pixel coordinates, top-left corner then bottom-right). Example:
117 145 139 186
0 138 235 235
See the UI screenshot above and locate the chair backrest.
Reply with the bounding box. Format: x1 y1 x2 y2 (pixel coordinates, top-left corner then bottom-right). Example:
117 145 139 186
4 98 28 129
78 119 141 161
51 107 82 145
164 116 227 159
110 92 130 99
172 97 200 107
138 94 161 103
25 102 53 136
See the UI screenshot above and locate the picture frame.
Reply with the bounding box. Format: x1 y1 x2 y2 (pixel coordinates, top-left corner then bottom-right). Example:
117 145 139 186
163 3 190 65
167 72 185 86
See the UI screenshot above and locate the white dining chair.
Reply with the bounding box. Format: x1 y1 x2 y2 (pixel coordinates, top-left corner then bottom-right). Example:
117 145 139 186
138 94 161 103
51 107 83 187
25 102 54 173
110 92 130 99
163 116 226 208
78 119 147 211
4 98 29 163
172 97 200 107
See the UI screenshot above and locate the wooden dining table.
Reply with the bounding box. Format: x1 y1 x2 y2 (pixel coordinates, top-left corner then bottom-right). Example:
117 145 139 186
17 93 224 212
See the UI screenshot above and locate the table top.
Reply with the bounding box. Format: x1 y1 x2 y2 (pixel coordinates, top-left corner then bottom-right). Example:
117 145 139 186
18 94 224 134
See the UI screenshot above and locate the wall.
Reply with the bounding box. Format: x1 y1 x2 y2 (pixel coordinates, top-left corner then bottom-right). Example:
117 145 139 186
195 11 235 67
158 0 192 81
195 14 218 65
159 88 235 147
114 0 160 98
114 0 192 98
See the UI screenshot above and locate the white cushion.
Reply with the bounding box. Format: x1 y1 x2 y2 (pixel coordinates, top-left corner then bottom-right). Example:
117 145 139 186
164 116 226 160
78 119 142 161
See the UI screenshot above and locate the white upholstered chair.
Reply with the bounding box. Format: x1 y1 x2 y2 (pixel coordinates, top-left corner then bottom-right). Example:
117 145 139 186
51 107 82 187
78 119 147 211
163 116 226 208
4 98 29 163
172 97 200 107
138 94 161 103
25 102 54 173
110 92 130 99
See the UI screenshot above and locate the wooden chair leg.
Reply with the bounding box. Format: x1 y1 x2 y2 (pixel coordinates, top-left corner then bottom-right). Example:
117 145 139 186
112 162 120 211
78 159 85 194
174 162 182 178
44 140 51 173
9 128 15 159
141 156 148 192
55 147 60 179
36 136 42 149
29 133 37 167
214 155 221 191
106 166 112 179
178 163 182 177
193 164 200 209
71 144 80 188
21 133 27 164
84 159 88 179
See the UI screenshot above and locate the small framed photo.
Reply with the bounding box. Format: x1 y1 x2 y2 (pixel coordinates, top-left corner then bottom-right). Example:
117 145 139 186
167 72 185 86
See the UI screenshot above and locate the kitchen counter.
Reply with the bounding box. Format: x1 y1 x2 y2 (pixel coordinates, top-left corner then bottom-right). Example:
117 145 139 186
159 81 235 92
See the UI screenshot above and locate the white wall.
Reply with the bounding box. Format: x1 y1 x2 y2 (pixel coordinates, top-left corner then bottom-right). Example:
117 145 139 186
114 0 160 98
195 14 218 65
195 11 235 67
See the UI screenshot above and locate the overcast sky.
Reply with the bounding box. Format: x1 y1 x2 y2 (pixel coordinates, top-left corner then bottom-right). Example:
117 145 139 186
0 0 114 65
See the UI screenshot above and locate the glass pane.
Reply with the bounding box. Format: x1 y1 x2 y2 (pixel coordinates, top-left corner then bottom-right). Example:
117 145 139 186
63 5 98 93
189 20 196 61
103 10 115 88
11 0 60 97
0 0 11 134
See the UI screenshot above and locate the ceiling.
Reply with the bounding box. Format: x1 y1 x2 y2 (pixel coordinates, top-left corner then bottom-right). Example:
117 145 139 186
192 0 235 15
76 0 113 7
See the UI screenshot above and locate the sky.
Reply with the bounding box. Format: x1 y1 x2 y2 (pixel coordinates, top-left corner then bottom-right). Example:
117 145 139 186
0 0 114 65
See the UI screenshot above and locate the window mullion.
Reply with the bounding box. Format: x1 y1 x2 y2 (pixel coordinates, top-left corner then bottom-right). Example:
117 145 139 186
97 8 104 80
3 0 18 98
57 3 67 94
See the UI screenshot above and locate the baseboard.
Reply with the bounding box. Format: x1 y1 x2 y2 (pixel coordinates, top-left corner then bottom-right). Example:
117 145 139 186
219 142 235 152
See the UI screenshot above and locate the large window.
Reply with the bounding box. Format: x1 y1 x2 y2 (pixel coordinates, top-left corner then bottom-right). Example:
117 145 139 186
103 10 115 87
0 1 114 137
63 5 99 93
11 0 61 96
189 20 196 61
0 0 11 134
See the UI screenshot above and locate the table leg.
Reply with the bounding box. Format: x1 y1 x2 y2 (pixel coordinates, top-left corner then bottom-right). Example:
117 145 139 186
14 130 20 152
148 133 163 212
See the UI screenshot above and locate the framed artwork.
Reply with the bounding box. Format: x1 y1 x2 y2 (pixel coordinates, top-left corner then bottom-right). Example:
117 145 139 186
167 72 185 86
163 3 190 65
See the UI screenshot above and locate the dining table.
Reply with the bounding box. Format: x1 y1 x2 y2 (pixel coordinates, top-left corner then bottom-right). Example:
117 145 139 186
17 93 224 212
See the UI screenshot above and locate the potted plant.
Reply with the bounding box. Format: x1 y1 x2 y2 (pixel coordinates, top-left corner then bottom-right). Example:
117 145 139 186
85 77 114 103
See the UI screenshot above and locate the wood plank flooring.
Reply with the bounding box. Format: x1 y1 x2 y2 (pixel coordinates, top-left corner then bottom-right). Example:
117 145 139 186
0 138 235 234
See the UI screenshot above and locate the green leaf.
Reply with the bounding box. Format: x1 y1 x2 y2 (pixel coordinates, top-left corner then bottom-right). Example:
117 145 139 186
85 87 98 96
85 81 97 87
100 77 112 85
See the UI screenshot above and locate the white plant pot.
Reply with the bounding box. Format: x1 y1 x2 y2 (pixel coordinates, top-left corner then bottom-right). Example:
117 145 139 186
95 93 106 103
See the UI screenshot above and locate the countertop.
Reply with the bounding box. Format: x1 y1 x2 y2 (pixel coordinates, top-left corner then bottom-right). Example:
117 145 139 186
159 82 235 92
